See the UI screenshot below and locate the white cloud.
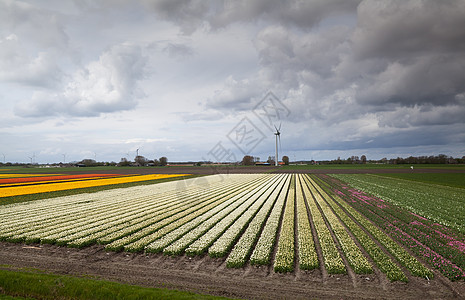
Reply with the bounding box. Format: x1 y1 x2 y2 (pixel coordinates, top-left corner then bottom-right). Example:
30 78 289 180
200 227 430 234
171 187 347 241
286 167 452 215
15 43 148 117
0 34 62 87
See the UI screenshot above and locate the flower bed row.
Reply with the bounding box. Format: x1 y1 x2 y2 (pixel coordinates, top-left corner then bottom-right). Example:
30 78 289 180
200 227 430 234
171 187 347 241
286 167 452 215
304 175 372 274
0 175 257 248
330 174 465 233
309 175 407 282
145 176 270 255
184 175 282 256
249 175 290 267
299 175 345 274
319 175 439 280
0 174 121 185
295 175 319 271
226 175 290 267
273 175 296 273
0 174 189 197
324 174 463 281
208 175 287 258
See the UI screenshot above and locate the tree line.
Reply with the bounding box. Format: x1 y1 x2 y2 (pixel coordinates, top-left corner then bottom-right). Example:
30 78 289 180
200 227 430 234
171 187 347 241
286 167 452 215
319 154 465 165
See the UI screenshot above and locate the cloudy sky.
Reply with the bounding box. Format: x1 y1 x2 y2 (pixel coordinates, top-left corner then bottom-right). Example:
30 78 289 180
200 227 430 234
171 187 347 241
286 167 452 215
1 0 465 164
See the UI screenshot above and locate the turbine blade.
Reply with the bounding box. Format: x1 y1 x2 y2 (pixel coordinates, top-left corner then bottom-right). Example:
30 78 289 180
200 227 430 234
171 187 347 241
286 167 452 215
278 122 281 131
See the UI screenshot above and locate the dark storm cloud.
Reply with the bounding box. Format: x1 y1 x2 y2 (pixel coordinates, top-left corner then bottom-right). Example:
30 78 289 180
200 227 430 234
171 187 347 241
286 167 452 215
322 125 464 151
201 0 465 153
351 0 465 107
143 0 360 33
352 0 465 60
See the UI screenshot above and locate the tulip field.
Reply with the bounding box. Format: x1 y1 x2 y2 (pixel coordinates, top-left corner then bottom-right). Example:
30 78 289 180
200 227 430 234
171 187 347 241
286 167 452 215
0 173 188 198
3 171 465 289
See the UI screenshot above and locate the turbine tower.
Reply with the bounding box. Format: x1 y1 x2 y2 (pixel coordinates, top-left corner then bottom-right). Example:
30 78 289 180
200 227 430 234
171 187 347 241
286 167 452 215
274 124 281 167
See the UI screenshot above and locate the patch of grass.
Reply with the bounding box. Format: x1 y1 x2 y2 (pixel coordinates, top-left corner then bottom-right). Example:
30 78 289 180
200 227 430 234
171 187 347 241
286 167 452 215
279 164 465 170
376 173 465 189
0 268 230 300
0 175 199 206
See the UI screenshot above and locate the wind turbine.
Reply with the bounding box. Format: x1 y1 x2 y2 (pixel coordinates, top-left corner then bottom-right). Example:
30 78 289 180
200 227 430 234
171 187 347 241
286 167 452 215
274 123 281 167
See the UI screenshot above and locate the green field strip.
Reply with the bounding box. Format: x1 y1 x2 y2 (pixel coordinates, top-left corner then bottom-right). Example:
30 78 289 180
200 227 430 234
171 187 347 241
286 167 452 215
226 174 291 268
103 177 261 251
208 174 287 258
327 176 465 274
375 173 465 189
123 176 269 252
185 175 284 256
295 174 318 271
318 176 432 279
146 175 273 254
249 175 291 266
273 174 296 273
303 175 372 274
331 174 465 233
299 174 345 274
321 176 461 280
308 175 407 281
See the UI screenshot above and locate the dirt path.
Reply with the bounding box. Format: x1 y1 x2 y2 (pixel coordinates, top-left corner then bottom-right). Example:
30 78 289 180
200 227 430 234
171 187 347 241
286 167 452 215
1 242 463 299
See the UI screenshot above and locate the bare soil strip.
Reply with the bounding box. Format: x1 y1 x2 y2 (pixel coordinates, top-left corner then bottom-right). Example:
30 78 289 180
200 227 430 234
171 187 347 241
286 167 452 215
1 242 463 299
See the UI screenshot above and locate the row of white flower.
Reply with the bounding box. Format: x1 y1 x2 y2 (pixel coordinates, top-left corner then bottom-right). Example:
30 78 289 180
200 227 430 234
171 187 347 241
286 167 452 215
295 174 319 270
185 175 283 256
103 176 259 251
145 175 273 254
300 174 346 274
0 176 200 236
207 174 287 258
67 180 233 246
2 192 150 243
58 189 196 245
225 175 290 267
0 174 250 246
157 177 271 255
249 175 290 266
1 191 127 236
122 178 259 253
9 182 204 245
304 175 373 274
273 175 296 273
56 190 200 247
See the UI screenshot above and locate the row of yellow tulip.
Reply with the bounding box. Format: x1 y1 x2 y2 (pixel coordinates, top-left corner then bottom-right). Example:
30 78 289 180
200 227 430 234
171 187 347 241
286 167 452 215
0 174 189 198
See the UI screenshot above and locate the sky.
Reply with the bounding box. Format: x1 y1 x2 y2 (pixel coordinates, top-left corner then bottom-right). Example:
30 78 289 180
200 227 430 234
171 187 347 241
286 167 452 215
1 0 465 164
